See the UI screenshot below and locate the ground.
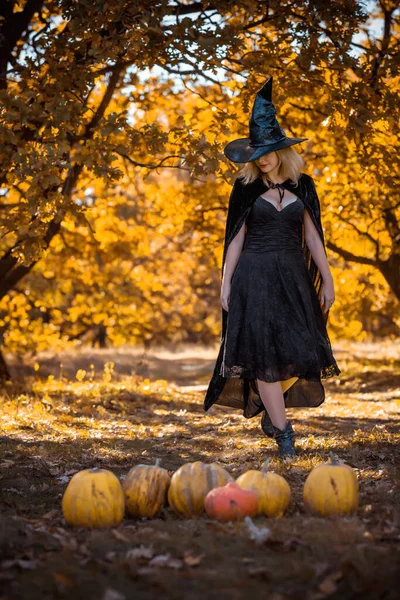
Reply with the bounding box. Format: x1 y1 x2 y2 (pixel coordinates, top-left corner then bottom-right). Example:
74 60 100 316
0 340 399 600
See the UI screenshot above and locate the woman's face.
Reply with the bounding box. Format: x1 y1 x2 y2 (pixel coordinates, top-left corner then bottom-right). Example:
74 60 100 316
255 151 279 173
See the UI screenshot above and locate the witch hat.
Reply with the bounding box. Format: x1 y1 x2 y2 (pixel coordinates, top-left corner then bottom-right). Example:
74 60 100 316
224 76 308 163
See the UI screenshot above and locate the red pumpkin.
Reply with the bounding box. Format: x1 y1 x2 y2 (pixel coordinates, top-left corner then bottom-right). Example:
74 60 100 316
204 481 258 522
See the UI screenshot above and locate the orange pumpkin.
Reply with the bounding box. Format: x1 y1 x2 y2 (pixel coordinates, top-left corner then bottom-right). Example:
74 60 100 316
204 482 259 522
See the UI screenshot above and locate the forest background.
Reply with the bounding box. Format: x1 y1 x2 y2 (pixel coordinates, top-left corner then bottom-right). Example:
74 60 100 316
0 0 399 380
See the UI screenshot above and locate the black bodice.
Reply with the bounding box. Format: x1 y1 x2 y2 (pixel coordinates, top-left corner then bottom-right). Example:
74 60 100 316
243 195 304 254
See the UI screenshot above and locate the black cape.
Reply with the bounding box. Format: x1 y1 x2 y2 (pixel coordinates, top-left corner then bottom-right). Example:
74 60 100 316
203 172 331 417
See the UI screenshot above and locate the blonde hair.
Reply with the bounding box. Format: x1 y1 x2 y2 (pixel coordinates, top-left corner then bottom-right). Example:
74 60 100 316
237 146 305 187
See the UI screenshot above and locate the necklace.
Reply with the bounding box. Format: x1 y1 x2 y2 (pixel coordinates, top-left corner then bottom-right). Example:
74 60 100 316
265 179 286 204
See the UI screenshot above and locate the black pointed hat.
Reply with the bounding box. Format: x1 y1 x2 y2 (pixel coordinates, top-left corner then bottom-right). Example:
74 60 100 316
224 76 308 163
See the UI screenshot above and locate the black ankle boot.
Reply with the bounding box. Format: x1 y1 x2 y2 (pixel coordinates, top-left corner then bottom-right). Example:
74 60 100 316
261 410 275 438
272 420 296 459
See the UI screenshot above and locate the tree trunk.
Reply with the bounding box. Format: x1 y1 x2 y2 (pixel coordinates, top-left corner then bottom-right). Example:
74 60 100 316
92 324 107 349
0 0 45 90
0 350 11 382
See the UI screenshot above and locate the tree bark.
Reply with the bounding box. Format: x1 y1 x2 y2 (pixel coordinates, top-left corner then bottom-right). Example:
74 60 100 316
0 0 45 90
0 349 11 381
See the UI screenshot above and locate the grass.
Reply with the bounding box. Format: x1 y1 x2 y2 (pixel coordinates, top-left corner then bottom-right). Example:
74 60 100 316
0 340 399 599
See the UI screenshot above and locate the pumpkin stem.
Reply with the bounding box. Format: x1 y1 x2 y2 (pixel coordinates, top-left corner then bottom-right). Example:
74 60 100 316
261 457 272 473
329 452 343 465
155 458 161 467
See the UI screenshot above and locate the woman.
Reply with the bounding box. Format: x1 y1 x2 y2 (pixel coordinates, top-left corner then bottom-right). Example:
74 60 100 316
203 77 341 459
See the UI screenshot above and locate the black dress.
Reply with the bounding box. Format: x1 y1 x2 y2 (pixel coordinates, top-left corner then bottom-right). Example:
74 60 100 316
219 192 341 390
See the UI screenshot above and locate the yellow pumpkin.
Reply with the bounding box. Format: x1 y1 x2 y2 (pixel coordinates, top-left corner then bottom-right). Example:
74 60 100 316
62 467 125 528
303 452 360 516
236 457 291 517
168 461 233 517
122 458 171 518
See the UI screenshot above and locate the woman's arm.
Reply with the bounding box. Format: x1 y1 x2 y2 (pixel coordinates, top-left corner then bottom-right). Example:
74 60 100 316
221 223 246 311
303 208 335 313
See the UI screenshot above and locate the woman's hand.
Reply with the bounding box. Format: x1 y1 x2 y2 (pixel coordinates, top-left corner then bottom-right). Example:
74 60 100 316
221 281 231 312
320 278 335 314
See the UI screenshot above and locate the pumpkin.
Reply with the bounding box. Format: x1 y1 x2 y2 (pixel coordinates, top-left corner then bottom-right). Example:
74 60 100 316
167 461 233 517
204 481 259 522
303 452 360 516
122 458 170 518
62 467 125 528
236 457 291 517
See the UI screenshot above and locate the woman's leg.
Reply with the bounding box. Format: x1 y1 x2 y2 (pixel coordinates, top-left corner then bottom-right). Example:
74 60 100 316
257 379 287 430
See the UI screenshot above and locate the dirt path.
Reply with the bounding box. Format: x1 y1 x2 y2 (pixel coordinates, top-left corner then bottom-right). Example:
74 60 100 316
1 341 399 599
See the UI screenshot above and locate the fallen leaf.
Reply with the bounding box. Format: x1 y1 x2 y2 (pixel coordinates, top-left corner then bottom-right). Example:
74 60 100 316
3 488 23 496
244 516 271 545
0 460 15 468
183 550 204 567
248 566 270 579
103 589 126 600
43 509 59 520
135 526 154 536
136 567 155 576
51 571 73 589
126 546 154 560
105 551 117 562
1 559 37 570
319 570 343 595
241 558 257 564
148 553 183 569
111 529 131 543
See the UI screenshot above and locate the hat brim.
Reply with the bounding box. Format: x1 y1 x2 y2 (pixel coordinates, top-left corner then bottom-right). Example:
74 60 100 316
224 137 308 163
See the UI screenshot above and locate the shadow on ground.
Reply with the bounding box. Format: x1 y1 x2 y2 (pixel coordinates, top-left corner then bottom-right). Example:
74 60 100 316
1 341 399 599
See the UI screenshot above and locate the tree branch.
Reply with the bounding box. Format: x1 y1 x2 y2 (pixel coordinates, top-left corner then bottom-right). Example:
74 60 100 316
336 213 381 261
326 241 378 266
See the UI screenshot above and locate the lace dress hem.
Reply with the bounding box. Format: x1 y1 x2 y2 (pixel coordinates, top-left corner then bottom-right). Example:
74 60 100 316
219 362 341 381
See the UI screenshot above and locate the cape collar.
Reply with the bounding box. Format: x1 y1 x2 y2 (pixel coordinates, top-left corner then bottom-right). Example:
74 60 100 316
241 173 308 206
255 173 302 191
